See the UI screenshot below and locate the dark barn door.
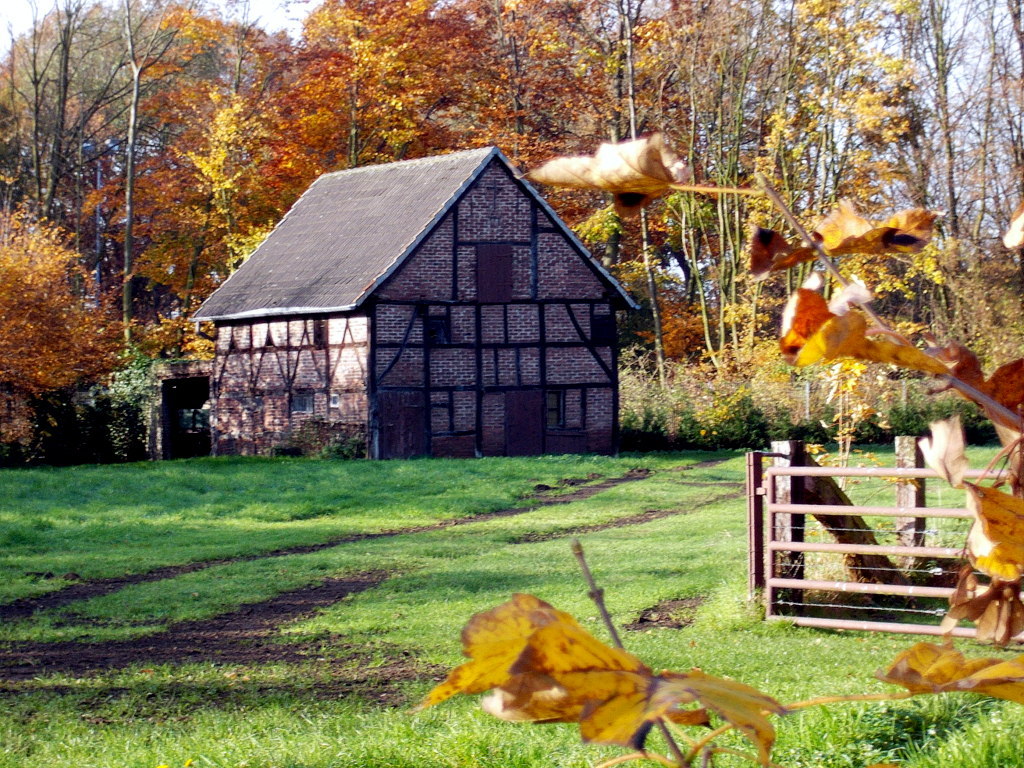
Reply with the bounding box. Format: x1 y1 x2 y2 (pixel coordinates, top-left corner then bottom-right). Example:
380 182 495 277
377 390 427 459
162 377 211 459
505 390 544 456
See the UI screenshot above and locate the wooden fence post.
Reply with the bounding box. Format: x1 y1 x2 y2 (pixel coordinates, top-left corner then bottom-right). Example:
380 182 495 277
895 435 926 548
771 440 805 607
747 451 765 599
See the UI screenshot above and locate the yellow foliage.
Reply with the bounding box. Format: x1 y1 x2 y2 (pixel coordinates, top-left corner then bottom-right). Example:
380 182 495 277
419 594 785 761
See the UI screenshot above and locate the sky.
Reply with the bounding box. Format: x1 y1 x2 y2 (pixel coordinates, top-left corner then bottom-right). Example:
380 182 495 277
0 0 312 54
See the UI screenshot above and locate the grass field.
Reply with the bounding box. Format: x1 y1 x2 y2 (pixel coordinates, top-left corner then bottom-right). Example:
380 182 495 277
2 448 1023 768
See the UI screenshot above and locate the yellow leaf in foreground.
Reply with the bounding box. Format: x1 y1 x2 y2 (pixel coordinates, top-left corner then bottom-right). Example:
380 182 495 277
878 642 1024 703
965 484 1024 582
794 312 948 375
417 593 567 708
418 594 782 760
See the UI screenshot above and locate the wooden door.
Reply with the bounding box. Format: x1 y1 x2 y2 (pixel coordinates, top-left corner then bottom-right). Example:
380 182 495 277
377 390 427 458
476 244 513 302
505 389 544 456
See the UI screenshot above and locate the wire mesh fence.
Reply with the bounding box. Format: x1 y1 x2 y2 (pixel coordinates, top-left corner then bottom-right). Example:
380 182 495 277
747 447 1003 639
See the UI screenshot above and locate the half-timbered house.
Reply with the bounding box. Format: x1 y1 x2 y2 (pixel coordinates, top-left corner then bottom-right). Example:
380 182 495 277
192 147 636 459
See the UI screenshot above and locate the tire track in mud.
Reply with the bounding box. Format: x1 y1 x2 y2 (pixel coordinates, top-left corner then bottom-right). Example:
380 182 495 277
0 572 389 681
0 468 657 623
0 458 740 679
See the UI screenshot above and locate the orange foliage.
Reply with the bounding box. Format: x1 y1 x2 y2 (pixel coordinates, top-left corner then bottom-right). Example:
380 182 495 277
0 210 122 439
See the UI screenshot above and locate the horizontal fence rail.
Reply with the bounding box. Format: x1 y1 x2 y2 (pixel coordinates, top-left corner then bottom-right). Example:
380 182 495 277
747 442 1018 642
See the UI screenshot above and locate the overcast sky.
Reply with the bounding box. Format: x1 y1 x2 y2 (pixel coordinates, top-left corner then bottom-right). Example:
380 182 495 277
1 0 312 55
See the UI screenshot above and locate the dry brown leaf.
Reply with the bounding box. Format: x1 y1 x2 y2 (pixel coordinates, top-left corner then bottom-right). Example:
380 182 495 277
814 200 874 253
779 286 834 364
1003 201 1024 249
918 415 969 488
926 341 1024 430
878 641 1024 701
993 421 1024 495
983 359 1024 413
929 340 986 388
525 134 691 216
748 226 816 279
881 208 941 251
939 568 1024 645
812 200 939 255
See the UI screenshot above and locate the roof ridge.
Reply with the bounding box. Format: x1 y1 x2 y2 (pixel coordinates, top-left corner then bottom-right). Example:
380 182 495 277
317 146 496 180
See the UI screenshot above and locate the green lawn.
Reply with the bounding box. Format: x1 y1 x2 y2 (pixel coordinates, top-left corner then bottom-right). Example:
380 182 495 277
1 449 1023 768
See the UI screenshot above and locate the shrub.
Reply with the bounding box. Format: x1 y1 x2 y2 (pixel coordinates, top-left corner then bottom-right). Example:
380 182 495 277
271 418 366 459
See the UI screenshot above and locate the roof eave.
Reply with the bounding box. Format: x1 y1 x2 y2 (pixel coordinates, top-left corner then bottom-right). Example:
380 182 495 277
193 303 360 324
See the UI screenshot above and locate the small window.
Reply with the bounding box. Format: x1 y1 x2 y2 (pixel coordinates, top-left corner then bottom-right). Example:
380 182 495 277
546 390 565 428
177 408 210 431
330 392 341 409
291 393 314 413
425 316 451 345
312 318 327 349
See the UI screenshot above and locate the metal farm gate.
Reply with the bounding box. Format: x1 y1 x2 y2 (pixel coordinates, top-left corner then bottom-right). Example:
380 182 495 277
747 440 1006 640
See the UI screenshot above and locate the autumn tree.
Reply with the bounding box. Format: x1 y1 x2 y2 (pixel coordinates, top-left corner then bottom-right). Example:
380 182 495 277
0 208 121 443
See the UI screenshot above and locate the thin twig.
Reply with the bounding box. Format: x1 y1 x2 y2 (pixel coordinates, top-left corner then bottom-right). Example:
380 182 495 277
783 690 914 711
571 538 624 647
669 183 763 197
571 539 690 767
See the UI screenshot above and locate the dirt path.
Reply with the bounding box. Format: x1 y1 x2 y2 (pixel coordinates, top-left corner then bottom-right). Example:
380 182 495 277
0 459 739 680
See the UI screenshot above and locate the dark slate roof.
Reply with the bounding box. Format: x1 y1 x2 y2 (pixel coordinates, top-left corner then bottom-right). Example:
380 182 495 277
193 147 635 322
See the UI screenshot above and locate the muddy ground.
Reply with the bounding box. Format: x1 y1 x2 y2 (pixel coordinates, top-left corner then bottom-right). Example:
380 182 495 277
0 461 739 687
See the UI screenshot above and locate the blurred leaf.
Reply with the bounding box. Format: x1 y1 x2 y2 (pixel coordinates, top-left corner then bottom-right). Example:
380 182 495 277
878 642 1024 701
748 226 815 279
779 285 834 364
652 670 788 766
940 568 1024 646
526 134 691 216
919 416 968 488
418 594 782 758
793 311 949 375
965 483 1024 582
1003 201 1024 249
813 200 939 255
